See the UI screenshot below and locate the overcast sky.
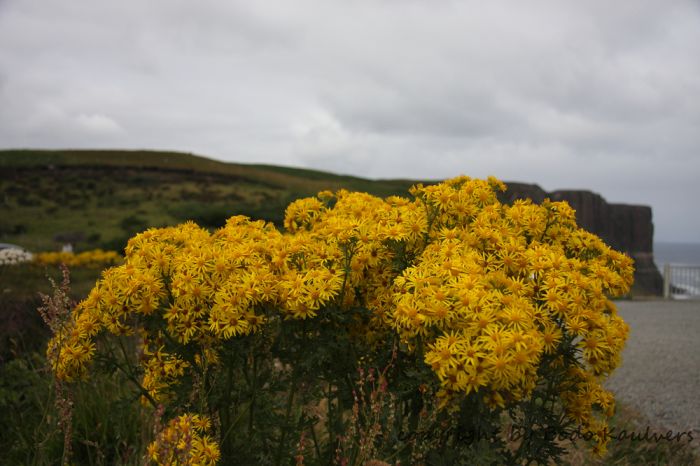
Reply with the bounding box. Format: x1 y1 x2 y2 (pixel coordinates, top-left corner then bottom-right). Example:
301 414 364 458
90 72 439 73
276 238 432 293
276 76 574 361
1 1 699 242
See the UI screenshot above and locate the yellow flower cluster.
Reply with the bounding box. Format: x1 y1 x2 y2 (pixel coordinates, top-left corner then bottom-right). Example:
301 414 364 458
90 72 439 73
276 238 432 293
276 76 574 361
141 336 190 400
390 177 631 449
46 301 99 381
559 366 617 455
47 175 633 455
147 413 220 466
34 249 121 268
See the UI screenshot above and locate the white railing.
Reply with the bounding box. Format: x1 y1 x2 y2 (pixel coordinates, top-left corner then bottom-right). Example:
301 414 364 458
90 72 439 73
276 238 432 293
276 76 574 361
663 264 700 299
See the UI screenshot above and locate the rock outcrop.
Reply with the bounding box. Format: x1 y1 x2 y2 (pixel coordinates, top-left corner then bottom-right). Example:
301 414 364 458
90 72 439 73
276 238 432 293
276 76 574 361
500 182 663 296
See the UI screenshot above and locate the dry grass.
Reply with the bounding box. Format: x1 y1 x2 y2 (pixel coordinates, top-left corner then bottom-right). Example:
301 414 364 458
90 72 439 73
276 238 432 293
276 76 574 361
560 401 699 466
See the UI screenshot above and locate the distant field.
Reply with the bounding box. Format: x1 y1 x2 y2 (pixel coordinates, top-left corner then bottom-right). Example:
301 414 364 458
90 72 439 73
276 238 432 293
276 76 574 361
0 149 428 252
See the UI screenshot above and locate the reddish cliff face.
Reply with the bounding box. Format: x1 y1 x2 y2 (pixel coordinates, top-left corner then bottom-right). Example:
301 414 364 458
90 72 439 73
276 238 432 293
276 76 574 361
500 182 663 296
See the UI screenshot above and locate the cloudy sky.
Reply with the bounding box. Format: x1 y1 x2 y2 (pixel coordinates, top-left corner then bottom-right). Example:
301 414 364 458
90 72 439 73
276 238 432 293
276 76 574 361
1 1 699 242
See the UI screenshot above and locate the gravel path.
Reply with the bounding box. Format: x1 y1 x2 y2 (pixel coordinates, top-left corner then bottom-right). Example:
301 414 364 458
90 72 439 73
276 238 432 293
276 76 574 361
605 299 700 438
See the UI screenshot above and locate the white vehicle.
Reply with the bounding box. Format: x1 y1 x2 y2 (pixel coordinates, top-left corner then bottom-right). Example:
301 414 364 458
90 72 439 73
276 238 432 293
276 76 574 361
0 243 33 265
0 243 24 250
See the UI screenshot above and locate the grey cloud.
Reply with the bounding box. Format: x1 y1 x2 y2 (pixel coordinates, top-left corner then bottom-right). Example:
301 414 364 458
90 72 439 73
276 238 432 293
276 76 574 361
1 0 699 241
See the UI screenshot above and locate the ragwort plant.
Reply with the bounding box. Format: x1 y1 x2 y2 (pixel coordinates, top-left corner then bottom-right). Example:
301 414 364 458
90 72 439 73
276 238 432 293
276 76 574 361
34 249 122 268
46 176 633 465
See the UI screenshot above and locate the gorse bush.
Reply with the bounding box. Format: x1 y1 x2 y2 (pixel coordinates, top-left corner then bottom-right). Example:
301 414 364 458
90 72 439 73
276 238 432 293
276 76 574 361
46 176 633 465
34 249 122 268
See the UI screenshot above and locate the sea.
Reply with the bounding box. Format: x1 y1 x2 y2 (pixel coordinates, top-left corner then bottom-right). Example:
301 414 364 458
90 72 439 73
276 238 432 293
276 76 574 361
653 242 700 297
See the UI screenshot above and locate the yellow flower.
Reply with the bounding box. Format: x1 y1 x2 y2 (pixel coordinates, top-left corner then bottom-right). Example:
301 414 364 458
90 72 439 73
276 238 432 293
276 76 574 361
149 414 220 466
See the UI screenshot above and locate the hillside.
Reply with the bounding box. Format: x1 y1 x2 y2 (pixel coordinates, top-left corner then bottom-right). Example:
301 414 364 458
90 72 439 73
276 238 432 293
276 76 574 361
0 149 427 252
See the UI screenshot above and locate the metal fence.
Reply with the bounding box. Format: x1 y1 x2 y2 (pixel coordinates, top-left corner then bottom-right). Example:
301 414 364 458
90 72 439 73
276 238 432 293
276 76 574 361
663 264 700 299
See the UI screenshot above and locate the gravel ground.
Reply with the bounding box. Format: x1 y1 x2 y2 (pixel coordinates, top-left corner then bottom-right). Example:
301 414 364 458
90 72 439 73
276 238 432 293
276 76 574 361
605 299 700 440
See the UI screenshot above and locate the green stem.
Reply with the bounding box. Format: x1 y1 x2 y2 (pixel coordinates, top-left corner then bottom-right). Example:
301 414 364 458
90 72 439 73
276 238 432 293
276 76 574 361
327 382 337 465
105 340 158 409
220 356 234 452
248 352 257 442
117 337 133 373
275 368 299 466
309 422 322 462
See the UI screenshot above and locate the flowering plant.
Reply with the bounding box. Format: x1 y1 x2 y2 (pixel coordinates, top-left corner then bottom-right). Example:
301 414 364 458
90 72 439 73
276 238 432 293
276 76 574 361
47 176 633 465
34 249 121 268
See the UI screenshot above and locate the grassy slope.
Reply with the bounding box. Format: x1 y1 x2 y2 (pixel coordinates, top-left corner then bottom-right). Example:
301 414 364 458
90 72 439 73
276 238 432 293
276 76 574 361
0 149 425 195
0 149 430 252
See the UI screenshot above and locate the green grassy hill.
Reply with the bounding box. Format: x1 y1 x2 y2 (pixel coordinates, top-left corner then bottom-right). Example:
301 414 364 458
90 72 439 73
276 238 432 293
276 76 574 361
0 149 430 252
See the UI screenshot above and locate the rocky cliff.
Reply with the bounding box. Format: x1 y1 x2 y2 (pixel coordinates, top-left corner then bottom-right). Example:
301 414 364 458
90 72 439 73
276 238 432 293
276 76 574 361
500 182 663 296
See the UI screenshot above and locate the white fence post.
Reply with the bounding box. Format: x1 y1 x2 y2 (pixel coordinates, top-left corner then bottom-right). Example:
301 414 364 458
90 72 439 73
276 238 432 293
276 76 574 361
663 264 671 299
